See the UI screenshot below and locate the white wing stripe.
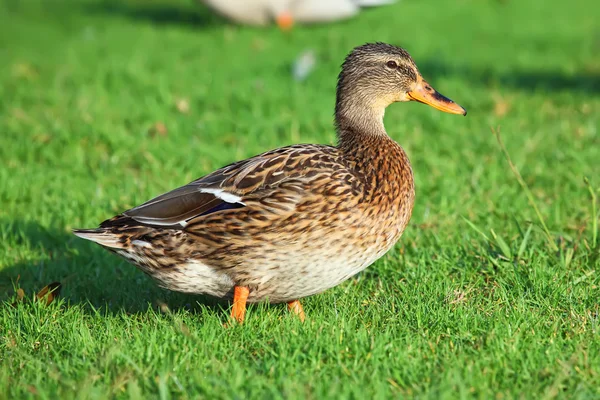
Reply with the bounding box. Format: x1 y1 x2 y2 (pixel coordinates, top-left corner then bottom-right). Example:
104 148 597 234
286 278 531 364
199 188 245 205
132 240 153 248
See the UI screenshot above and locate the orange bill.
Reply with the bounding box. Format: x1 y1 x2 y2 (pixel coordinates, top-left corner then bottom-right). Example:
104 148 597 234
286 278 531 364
407 79 466 116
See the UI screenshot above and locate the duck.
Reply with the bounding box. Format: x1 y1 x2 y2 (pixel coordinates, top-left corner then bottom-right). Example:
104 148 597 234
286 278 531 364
199 0 397 29
74 43 466 324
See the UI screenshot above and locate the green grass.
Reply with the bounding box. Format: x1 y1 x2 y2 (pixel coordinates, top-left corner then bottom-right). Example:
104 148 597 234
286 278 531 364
1 0 599 397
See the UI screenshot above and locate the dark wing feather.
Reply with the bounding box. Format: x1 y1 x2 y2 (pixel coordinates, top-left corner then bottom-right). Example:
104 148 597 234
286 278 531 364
124 188 224 227
122 144 342 228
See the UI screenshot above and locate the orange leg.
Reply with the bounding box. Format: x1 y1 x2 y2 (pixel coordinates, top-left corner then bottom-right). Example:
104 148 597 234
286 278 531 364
276 12 294 31
287 300 306 322
231 286 250 324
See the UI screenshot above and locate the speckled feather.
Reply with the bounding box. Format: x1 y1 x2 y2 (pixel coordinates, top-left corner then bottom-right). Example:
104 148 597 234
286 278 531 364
74 43 429 304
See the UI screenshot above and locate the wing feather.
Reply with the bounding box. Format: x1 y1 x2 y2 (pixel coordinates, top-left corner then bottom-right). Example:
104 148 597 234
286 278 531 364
121 144 348 228
125 190 223 227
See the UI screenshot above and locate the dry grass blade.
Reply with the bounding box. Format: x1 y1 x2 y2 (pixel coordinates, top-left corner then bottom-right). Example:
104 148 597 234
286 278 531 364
10 288 26 308
35 282 62 306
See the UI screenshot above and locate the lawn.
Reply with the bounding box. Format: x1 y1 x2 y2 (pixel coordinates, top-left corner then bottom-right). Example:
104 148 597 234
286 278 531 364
1 0 599 398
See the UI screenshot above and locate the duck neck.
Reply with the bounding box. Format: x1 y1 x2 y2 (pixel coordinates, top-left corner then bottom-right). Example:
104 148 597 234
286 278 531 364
335 95 390 153
334 93 413 198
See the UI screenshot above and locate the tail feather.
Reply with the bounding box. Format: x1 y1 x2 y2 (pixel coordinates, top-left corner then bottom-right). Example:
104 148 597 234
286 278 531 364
72 229 126 249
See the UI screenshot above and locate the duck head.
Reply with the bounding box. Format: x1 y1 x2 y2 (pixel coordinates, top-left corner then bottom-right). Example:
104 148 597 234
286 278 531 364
336 43 466 119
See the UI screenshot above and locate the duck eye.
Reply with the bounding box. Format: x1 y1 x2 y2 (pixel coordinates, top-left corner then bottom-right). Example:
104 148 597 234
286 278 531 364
386 60 397 69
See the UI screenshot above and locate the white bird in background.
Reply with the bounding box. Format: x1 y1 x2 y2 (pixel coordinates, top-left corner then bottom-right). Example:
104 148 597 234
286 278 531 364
199 0 397 29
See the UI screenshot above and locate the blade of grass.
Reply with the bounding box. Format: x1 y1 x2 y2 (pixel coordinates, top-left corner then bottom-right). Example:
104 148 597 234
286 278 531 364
584 177 598 249
490 228 513 260
517 223 533 260
462 217 491 242
491 127 559 253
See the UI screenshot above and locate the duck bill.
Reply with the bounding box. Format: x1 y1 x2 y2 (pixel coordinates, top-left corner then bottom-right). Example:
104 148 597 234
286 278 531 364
407 80 467 116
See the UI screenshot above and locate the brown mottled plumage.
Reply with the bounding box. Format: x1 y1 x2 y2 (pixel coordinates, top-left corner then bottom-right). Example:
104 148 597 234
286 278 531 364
74 43 466 323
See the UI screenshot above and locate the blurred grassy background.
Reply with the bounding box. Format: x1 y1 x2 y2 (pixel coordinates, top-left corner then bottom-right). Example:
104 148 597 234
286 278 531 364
1 0 599 398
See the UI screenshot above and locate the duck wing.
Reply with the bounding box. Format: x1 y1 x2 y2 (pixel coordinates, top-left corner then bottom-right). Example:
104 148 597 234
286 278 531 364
123 144 358 229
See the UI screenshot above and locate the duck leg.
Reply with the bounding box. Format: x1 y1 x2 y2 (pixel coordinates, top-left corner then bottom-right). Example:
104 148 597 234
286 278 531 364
287 300 306 322
231 286 249 323
276 12 294 30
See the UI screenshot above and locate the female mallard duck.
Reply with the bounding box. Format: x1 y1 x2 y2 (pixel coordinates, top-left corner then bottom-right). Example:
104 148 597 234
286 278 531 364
74 43 465 323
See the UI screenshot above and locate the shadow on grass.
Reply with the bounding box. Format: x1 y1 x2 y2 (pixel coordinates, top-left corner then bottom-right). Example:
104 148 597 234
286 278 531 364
0 219 225 317
82 0 227 29
417 59 600 94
